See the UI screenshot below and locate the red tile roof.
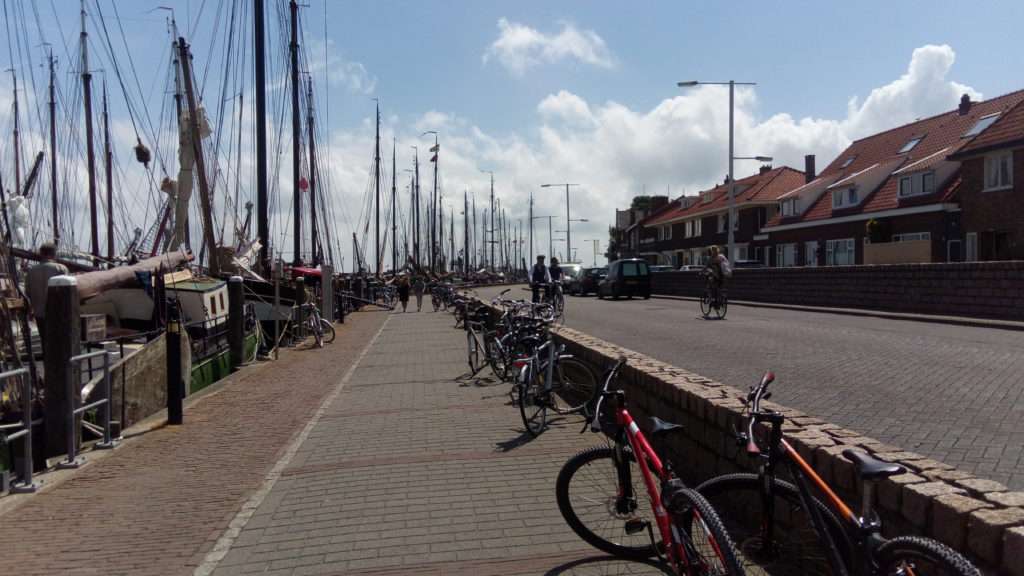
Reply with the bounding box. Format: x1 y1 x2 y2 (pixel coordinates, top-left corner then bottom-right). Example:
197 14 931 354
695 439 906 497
769 89 1024 226
645 167 805 226
951 99 1024 157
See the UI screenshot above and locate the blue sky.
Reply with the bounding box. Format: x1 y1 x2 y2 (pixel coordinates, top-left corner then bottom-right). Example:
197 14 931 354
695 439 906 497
2 1 1022 267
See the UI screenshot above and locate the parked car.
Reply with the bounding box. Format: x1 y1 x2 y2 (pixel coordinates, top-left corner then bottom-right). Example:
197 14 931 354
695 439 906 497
569 266 607 295
559 263 583 286
678 264 703 271
649 265 675 273
597 259 651 300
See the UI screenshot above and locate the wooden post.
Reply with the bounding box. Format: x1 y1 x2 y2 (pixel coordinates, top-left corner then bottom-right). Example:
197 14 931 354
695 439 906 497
321 265 334 325
227 276 245 369
43 275 81 459
166 307 184 425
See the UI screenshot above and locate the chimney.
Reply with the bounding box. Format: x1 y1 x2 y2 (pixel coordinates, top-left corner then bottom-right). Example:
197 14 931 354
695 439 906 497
759 164 772 174
804 154 816 183
959 94 972 116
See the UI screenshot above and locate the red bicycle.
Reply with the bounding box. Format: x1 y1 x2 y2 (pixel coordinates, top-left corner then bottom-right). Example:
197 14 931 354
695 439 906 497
556 358 746 575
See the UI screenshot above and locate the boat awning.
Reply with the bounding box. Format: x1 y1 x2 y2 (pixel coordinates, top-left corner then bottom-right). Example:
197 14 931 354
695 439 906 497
290 266 322 279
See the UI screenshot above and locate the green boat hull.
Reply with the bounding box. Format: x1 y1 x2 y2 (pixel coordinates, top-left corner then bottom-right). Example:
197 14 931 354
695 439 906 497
190 331 259 394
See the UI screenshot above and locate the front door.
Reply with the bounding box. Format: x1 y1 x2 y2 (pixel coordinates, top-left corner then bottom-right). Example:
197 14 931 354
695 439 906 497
804 241 819 267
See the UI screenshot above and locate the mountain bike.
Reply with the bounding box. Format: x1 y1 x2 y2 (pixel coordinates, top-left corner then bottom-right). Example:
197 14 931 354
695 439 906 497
300 302 336 348
699 271 727 319
697 371 980 576
514 320 598 436
557 357 746 575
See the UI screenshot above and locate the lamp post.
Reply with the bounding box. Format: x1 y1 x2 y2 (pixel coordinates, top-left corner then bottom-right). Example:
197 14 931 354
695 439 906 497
677 81 771 260
586 239 600 266
541 183 580 263
532 215 554 260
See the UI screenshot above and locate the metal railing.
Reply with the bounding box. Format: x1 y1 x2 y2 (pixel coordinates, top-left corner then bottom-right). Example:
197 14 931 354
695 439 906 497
58 351 118 469
0 367 39 493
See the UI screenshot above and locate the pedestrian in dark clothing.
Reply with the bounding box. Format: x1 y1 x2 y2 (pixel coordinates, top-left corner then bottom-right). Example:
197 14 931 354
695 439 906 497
530 255 551 303
397 275 411 312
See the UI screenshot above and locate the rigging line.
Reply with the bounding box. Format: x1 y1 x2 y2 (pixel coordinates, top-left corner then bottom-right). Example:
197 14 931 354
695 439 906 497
196 0 224 99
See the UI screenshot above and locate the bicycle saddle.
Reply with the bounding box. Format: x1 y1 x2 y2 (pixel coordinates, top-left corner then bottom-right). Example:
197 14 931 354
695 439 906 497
648 416 685 438
842 449 905 480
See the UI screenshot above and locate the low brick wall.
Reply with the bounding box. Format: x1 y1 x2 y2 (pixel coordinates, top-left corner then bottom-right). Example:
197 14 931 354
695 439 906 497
652 261 1024 320
552 325 1024 575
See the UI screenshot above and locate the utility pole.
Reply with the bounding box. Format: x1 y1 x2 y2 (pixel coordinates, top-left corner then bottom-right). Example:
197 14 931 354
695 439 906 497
178 37 219 275
289 0 301 266
48 50 59 245
102 80 114 260
307 78 318 266
254 0 269 271
391 137 397 273
541 183 580 263
80 2 99 260
528 192 533 264
480 170 494 272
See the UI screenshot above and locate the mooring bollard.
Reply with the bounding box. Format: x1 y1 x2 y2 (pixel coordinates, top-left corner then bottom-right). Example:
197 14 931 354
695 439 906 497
321 265 334 324
43 275 81 462
294 276 306 341
166 309 184 425
227 276 245 369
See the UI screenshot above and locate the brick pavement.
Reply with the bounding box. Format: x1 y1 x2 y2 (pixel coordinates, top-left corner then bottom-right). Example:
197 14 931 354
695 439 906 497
477 285 1024 489
207 310 667 575
0 310 388 576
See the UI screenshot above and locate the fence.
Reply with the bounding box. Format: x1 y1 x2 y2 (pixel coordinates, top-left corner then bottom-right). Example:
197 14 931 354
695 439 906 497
0 367 38 493
57 351 118 469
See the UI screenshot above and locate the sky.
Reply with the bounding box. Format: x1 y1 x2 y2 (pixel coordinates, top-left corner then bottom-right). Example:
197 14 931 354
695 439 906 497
1 0 1023 269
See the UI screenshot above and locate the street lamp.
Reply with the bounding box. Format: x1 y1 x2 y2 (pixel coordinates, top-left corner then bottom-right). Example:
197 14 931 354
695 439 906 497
677 80 771 260
542 183 580 263
585 239 601 266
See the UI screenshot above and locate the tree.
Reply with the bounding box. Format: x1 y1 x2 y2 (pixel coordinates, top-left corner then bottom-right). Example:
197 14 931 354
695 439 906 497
630 196 653 212
605 226 623 262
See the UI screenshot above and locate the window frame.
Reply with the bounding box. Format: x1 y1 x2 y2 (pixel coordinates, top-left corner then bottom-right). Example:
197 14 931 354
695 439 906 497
898 170 937 198
983 150 1014 192
898 136 923 153
825 238 856 266
832 187 859 209
891 232 931 242
963 113 1001 139
965 232 978 262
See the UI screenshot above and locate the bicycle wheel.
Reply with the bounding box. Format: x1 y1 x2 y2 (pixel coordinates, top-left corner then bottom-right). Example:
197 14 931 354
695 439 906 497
310 318 324 348
715 296 728 320
466 329 483 375
319 319 336 344
556 446 658 560
484 334 509 381
875 536 980 576
697 473 849 576
544 357 599 415
518 366 547 436
668 487 745 576
700 291 712 318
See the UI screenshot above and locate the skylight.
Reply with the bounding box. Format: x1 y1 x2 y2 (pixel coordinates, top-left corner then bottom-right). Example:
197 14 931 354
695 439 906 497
898 136 923 153
963 113 1000 138
840 156 856 168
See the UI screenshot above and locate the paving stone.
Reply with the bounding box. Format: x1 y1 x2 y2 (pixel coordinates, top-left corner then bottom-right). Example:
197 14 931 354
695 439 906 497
983 491 1024 508
1004 527 1024 576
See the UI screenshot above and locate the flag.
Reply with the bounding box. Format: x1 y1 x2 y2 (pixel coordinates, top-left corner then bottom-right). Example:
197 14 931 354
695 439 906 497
429 144 439 152
299 177 309 191
430 154 437 163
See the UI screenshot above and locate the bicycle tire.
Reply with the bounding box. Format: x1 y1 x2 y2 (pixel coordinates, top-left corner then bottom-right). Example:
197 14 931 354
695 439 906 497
875 536 980 576
484 334 508 381
320 319 336 344
311 319 323 348
668 487 746 575
556 446 658 560
466 330 483 375
697 473 850 576
540 357 599 415
700 292 712 318
716 296 728 320
518 366 547 436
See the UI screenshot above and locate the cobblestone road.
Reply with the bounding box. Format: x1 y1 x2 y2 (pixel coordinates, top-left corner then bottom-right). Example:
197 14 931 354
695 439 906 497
478 286 1024 489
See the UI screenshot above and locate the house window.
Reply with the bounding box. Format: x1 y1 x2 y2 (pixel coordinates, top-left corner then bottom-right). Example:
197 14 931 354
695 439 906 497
892 232 931 242
965 232 978 261
898 137 923 153
984 151 1013 191
775 243 797 267
734 244 749 261
898 171 936 198
219 293 225 311
963 113 1000 138
780 198 798 217
694 219 702 237
665 225 673 240
826 238 856 266
210 296 218 315
832 187 859 209
804 241 819 266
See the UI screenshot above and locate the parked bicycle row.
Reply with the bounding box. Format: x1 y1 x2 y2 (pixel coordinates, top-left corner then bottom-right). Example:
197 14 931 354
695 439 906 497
442 288 981 576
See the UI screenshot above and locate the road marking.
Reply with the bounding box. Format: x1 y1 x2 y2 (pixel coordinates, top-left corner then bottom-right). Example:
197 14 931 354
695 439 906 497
193 315 390 576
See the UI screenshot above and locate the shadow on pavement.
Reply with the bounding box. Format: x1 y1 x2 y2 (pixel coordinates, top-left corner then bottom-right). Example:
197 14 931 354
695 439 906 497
542 555 672 575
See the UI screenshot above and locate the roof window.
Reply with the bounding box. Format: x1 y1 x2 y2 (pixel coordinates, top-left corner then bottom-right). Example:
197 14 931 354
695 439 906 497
898 136 923 153
840 156 856 168
963 113 1000 138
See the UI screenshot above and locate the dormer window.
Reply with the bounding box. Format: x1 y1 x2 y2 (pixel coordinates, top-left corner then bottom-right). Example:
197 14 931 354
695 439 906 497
898 136 923 153
780 198 799 217
832 187 859 209
898 171 936 198
702 191 713 204
840 156 856 169
963 113 1000 138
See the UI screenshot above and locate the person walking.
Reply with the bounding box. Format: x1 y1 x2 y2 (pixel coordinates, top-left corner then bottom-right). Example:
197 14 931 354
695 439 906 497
396 274 411 312
413 274 426 312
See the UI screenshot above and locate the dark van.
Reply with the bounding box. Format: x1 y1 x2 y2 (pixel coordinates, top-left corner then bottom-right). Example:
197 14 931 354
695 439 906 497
597 259 651 300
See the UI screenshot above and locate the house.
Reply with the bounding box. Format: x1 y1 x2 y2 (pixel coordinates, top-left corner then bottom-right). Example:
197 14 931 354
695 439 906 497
641 165 807 266
948 97 1024 260
611 195 671 259
760 90 1024 266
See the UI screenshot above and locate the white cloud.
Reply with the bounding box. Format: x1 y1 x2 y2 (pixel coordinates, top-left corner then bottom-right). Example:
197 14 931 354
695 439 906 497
483 18 614 75
306 39 377 95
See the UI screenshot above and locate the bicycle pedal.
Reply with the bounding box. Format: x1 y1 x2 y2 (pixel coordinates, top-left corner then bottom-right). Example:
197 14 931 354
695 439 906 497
624 518 649 535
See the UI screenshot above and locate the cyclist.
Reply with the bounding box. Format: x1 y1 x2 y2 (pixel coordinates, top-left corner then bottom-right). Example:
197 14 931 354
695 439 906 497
530 255 552 303
702 245 731 306
548 257 564 306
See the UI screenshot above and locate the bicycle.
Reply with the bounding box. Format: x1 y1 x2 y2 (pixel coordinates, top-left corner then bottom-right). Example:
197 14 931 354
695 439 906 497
697 371 981 576
513 316 598 436
300 302 336 348
699 271 727 320
557 357 746 575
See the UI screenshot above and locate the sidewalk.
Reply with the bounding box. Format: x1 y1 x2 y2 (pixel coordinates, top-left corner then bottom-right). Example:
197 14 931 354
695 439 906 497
0 310 388 576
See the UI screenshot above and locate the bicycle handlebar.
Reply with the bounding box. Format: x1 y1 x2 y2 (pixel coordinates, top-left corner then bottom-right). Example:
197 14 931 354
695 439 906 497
743 370 776 455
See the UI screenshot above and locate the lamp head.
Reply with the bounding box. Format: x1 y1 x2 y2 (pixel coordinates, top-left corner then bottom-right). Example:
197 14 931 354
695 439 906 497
677 80 699 87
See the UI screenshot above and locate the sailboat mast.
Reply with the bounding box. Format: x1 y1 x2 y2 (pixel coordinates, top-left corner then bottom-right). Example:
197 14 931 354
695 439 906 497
48 51 59 245
463 191 468 274
81 2 100 259
10 70 20 198
254 0 269 270
103 81 114 260
373 102 381 275
289 0 302 265
413 150 420 266
307 78 318 266
471 193 477 270
391 137 397 273
489 174 494 272
449 206 454 270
